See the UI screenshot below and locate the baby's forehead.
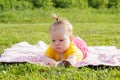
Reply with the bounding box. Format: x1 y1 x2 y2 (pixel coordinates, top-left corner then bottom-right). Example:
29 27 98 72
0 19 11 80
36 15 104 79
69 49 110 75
50 29 66 35
50 32 69 39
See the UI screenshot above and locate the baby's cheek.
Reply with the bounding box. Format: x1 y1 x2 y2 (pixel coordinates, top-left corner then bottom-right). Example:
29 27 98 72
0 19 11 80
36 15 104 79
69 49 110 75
63 46 68 51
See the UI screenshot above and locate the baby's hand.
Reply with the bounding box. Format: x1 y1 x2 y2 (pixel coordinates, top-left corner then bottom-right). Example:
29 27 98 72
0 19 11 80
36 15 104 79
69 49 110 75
41 55 57 66
57 59 71 67
46 62 56 67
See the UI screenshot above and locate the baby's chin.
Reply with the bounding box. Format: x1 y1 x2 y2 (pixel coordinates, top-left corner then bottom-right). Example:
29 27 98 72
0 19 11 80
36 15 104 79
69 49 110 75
53 47 67 53
56 49 66 53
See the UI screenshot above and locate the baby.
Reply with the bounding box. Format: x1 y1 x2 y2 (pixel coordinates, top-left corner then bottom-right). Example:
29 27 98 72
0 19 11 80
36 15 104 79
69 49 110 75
42 14 84 67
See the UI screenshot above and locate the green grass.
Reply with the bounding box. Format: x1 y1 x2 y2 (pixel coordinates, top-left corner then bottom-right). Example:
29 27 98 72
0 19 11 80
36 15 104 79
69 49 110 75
0 23 120 80
0 8 120 23
73 23 120 47
0 8 120 80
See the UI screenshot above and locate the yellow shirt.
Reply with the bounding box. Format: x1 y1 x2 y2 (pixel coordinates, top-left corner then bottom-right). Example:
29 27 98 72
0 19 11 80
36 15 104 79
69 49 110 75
45 42 83 61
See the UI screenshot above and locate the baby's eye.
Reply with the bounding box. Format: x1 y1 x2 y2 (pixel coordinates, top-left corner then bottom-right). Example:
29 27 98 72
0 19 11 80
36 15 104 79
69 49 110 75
60 39 64 42
52 40 55 42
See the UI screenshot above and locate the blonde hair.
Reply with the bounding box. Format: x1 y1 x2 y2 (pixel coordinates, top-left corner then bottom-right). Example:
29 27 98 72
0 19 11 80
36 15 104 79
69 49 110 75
49 14 73 36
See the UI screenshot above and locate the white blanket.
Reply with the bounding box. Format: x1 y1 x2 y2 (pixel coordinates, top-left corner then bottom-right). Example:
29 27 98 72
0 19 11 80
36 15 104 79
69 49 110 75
0 41 120 67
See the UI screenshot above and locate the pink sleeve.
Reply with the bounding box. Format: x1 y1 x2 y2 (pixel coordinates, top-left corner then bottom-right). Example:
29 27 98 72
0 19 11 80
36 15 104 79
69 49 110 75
73 36 88 59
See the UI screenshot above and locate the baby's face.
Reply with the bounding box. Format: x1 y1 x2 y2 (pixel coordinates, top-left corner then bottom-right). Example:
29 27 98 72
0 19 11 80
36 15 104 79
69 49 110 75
50 30 71 54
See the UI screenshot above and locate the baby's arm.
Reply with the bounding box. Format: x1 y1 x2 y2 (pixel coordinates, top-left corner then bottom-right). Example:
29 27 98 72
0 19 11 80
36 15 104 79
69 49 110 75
42 55 57 66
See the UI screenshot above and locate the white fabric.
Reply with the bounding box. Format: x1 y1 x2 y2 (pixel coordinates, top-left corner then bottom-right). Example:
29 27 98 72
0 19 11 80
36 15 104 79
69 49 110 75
0 41 120 67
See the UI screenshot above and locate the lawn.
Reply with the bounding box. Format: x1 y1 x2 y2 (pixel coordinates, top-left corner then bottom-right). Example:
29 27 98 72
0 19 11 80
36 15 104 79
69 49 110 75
0 8 120 80
0 23 120 80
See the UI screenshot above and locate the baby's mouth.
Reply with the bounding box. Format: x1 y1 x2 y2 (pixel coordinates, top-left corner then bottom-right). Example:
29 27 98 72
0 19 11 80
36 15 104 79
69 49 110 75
56 47 60 49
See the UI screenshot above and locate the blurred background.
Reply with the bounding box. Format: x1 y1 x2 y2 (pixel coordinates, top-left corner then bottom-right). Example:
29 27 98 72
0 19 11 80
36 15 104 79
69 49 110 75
0 0 120 23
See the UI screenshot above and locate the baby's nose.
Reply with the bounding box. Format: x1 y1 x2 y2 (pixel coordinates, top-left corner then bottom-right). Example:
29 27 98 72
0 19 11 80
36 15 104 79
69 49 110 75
55 41 60 45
